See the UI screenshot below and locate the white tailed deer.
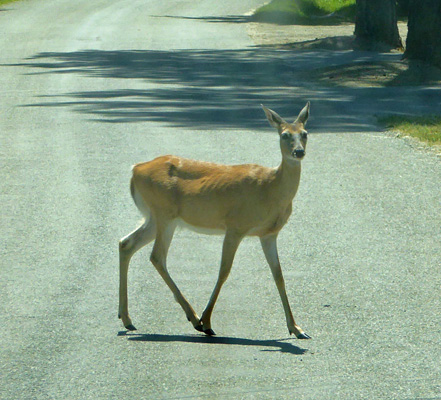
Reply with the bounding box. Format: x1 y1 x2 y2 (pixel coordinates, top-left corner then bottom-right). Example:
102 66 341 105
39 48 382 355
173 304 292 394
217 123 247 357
119 102 311 339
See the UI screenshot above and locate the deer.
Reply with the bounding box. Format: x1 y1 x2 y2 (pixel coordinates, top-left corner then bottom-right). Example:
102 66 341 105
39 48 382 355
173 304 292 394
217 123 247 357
118 102 311 339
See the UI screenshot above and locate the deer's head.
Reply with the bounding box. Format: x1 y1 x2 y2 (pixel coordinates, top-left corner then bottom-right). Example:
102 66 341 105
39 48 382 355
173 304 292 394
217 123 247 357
262 102 310 163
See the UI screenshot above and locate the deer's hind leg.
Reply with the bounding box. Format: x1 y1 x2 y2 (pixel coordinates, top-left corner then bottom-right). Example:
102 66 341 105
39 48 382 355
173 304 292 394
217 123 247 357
149 217 203 332
119 218 156 330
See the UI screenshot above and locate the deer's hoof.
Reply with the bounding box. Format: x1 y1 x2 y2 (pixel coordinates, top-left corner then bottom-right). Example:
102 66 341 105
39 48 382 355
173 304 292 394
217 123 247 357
297 332 311 339
125 324 137 331
194 324 204 332
203 328 216 336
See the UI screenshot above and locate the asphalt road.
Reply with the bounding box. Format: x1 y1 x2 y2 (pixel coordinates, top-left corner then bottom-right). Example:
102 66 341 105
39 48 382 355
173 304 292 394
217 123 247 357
1 1 440 399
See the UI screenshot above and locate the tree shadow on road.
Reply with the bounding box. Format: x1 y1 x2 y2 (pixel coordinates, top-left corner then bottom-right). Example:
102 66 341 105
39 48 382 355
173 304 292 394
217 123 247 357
118 331 307 355
152 14 251 24
10 48 441 132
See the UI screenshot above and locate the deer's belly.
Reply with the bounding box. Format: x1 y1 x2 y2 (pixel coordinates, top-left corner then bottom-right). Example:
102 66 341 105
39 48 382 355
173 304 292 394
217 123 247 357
176 218 226 236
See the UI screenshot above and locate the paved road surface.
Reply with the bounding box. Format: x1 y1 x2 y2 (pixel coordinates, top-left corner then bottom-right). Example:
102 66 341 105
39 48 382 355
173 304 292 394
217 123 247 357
1 1 440 399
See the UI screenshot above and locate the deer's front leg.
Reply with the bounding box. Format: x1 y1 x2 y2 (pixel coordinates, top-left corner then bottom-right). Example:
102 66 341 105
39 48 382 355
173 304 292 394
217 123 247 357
200 230 243 336
260 234 311 339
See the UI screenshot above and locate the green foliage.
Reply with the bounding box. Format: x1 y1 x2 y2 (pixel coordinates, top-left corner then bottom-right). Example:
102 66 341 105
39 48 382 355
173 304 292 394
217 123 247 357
380 115 441 146
307 0 356 14
252 0 356 24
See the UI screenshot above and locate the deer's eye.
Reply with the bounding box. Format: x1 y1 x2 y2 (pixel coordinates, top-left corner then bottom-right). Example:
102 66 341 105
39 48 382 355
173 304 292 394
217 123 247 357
281 132 291 140
301 131 308 140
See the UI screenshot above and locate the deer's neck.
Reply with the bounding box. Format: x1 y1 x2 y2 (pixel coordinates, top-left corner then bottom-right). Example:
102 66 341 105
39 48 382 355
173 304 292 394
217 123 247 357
273 159 302 202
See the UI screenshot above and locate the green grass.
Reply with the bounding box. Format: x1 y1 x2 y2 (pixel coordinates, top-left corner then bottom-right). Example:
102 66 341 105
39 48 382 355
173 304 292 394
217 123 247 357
302 0 355 14
252 0 356 24
0 0 21 6
380 115 441 147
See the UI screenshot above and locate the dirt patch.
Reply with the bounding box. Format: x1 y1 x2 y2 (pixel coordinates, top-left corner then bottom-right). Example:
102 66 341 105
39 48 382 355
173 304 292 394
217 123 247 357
247 21 356 48
246 21 441 87
306 59 441 87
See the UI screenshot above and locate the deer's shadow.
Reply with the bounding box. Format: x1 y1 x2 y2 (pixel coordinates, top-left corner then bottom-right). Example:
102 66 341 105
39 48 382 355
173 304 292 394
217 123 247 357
118 331 308 355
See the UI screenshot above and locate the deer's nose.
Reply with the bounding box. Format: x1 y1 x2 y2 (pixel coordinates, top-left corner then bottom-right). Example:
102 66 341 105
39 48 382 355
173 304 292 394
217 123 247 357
293 149 305 158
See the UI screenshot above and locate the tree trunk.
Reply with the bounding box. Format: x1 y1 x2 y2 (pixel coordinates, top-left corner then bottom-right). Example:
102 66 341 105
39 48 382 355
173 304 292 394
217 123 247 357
397 0 411 16
355 0 403 49
405 0 441 68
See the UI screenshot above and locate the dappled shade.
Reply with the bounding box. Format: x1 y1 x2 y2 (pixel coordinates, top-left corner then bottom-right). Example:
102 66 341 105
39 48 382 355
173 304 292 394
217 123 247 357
15 48 441 132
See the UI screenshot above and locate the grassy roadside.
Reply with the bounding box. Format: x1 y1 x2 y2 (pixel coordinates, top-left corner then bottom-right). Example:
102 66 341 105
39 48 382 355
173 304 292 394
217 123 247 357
0 0 20 6
380 115 441 148
252 0 356 24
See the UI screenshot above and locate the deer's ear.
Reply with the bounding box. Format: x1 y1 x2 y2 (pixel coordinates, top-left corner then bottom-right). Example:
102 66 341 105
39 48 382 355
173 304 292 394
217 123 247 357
294 102 310 126
262 105 286 130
